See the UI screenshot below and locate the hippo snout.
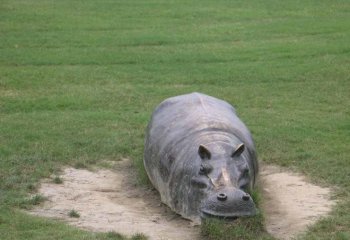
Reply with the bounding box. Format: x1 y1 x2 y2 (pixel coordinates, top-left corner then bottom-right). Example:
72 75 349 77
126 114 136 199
201 188 257 219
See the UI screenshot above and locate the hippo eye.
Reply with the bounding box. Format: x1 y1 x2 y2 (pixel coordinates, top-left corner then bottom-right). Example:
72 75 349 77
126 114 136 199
199 163 212 175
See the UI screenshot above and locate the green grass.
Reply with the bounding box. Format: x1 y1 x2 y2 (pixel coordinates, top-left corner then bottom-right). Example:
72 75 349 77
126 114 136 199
1 0 349 239
0 208 145 240
68 210 80 218
201 216 273 240
201 188 273 240
53 176 63 184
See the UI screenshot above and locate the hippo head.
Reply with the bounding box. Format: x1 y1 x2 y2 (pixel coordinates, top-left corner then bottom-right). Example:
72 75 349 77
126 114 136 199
190 143 257 219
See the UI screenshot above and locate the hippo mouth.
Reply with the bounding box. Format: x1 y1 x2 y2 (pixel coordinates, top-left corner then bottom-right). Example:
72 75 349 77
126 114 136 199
201 210 240 220
201 208 256 219
200 188 257 219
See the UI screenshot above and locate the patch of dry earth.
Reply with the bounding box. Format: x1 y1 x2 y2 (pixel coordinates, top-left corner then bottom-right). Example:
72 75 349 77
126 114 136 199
29 160 335 240
260 165 335 240
30 160 198 240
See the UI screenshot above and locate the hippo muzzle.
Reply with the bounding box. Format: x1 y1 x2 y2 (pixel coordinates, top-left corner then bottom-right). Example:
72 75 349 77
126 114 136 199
201 187 256 219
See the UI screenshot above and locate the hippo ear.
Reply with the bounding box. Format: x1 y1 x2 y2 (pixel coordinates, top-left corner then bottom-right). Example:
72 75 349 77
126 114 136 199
198 145 211 160
232 143 245 158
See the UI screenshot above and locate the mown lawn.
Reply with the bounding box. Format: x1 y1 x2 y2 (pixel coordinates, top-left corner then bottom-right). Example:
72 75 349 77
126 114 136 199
1 0 349 239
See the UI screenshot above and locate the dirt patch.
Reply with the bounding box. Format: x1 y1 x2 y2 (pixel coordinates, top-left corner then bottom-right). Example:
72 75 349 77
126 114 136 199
260 165 335 240
29 160 335 240
29 159 199 240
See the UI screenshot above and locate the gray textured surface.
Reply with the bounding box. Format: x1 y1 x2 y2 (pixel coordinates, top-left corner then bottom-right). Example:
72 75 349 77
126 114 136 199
144 92 258 221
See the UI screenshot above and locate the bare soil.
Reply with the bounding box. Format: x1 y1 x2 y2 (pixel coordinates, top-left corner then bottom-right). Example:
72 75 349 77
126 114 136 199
29 159 335 240
259 165 335 240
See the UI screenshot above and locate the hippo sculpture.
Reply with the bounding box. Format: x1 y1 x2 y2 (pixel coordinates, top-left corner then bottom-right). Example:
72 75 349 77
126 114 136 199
144 92 258 222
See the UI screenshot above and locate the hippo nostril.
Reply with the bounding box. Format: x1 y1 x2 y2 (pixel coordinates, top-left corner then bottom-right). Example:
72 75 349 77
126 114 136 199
242 193 250 201
217 193 227 201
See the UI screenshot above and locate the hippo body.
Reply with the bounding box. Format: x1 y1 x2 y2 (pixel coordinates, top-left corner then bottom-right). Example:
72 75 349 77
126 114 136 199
144 93 258 222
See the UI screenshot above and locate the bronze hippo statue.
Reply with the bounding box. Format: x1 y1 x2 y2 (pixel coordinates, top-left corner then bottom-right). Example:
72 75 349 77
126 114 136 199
144 92 258 222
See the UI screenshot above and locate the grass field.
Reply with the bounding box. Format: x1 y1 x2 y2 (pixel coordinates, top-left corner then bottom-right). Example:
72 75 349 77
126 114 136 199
1 0 349 239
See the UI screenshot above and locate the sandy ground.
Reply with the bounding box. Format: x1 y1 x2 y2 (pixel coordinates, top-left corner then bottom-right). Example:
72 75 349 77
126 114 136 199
259 165 335 240
30 159 198 240
29 159 335 240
